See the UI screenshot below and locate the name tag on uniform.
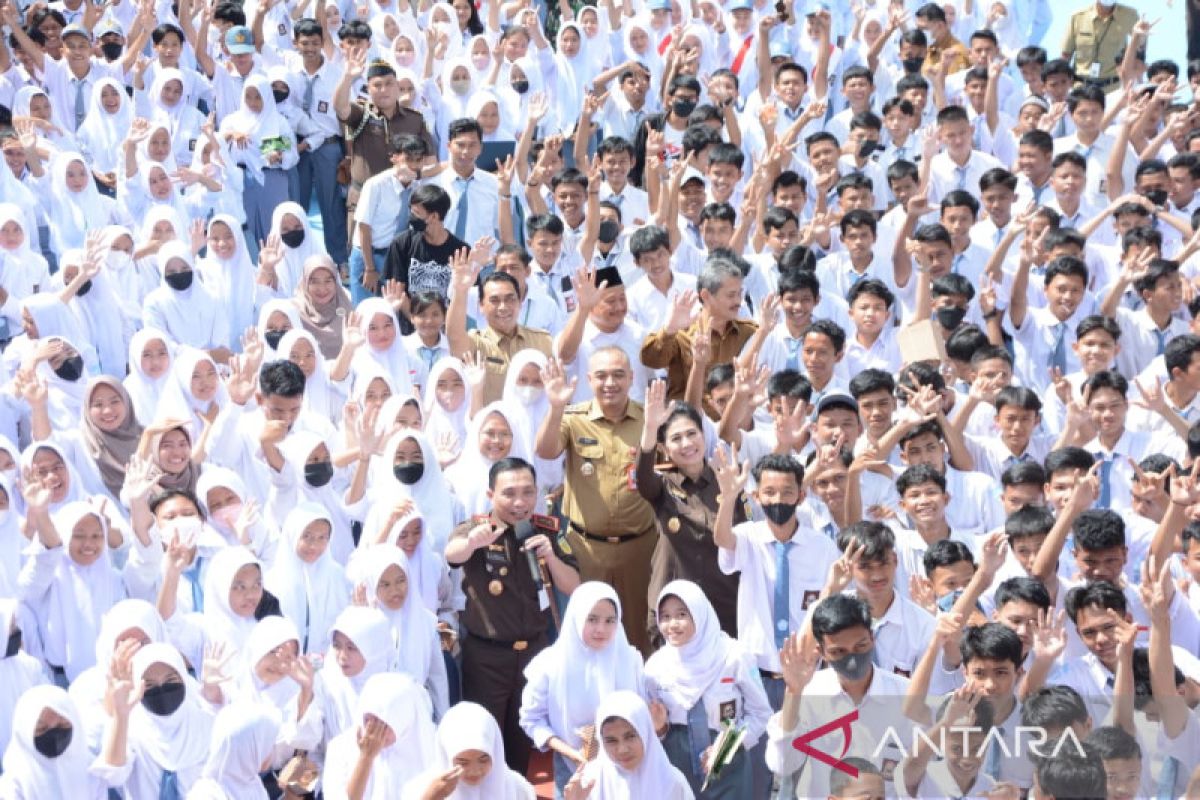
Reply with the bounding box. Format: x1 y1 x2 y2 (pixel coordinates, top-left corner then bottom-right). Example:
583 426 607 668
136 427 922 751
485 356 505 365
578 437 599 446
317 100 328 113
801 590 820 610
719 700 737 722
277 22 287 35
667 485 688 502
188 138 197 151
893 667 911 678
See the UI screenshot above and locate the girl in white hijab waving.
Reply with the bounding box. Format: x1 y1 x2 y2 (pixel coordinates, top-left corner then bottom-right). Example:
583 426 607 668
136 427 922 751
402 701 536 800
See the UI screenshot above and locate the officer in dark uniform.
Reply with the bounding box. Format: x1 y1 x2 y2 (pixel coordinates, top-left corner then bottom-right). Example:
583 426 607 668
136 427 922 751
444 456 580 775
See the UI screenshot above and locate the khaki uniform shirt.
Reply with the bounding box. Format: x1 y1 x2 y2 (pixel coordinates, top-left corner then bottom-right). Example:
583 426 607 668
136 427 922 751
1062 4 1138 84
465 325 554 404
558 400 656 538
922 37 971 79
640 318 759 401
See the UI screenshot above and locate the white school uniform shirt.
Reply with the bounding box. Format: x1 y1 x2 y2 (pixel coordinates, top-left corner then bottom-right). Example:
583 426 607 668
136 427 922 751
599 92 649 142
1003 302 1090 394
280 54 342 150
431 167 499 246
626 272 697 331
42 58 123 134
558 319 652 403
944 467 1006 542
842 324 903 377
1053 131 1137 200
1084 428 1188 514
1111 307 1191 379
1014 173 1055 209
354 170 419 249
765 667 915 799
896 756 998 799
861 589 936 678
717 521 841 672
927 150 1003 203
962 430 1057 483
599 181 650 227
1126 387 1200 436
814 250 902 304
1156 707 1200 799
1049 650 1115 730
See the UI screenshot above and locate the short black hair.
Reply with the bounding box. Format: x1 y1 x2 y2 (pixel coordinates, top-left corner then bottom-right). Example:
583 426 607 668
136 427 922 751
1085 726 1140 761
149 488 204 519
1044 446 1098 479
1075 315 1120 343
259 360 306 398
1035 747 1108 800
766 370 813 403
1081 369 1128 400
478 270 520 301
922 538 974 578
837 521 894 563
847 278 894 309
411 184 452 221
994 576 1052 611
1001 460 1046 488
897 464 947 496
1072 509 1125 553
848 369 895 399
1005 504 1056 543
751 453 805 485
994 386 1041 414
802 319 846 353
630 225 670 259
959 622 1023 669
526 213 565 238
811 594 872 644
1022 684 1091 730
447 117 484 143
1065 580 1127 623
488 456 536 488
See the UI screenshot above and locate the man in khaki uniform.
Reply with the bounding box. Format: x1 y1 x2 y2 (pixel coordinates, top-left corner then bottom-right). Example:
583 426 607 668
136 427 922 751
535 347 657 653
448 251 553 404
1062 0 1138 89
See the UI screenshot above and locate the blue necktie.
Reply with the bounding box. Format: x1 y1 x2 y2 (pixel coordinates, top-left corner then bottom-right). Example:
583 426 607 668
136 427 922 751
1078 143 1095 160
1154 328 1169 356
1095 454 1113 509
454 177 472 240
773 540 793 649
160 769 181 800
984 727 1004 779
1157 755 1180 800
952 253 965 275
396 183 412 233
74 78 86 130
972 116 984 150
1050 322 1068 372
1033 183 1047 204
608 193 624 208
785 338 801 372
419 345 439 371
685 700 710 776
182 555 204 613
822 522 836 542
955 165 969 191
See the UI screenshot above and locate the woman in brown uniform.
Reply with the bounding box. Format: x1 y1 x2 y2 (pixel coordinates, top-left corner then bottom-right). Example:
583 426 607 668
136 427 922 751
636 379 744 637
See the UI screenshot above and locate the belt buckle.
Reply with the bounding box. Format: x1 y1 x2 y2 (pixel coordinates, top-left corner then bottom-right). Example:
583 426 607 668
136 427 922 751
606 536 621 544
513 640 528 652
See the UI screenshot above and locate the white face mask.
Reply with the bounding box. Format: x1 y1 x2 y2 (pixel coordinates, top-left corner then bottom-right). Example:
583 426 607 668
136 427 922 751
108 251 133 271
514 385 542 406
450 78 471 96
168 515 202 548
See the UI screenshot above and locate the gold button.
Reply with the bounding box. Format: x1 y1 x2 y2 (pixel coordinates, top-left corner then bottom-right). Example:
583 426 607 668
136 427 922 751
667 517 681 533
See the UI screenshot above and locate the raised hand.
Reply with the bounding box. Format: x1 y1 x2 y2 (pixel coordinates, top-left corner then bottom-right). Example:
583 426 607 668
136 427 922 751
122 453 163 500
20 469 52 514
665 289 699 334
779 632 820 694
342 310 365 350
909 574 937 614
543 357 578 407
1030 608 1067 662
357 715 389 759
643 379 673 435
233 498 260 546
713 443 749 500
460 350 487 391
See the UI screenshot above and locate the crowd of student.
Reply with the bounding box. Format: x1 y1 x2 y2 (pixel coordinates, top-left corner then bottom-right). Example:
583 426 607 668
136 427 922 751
0 0 1198 796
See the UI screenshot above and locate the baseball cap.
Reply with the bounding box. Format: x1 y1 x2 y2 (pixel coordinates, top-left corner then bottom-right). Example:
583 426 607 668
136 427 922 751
768 39 791 59
225 25 255 55
96 17 125 38
61 23 92 41
647 0 672 10
727 0 754 11
680 166 707 187
815 392 859 415
805 0 832 15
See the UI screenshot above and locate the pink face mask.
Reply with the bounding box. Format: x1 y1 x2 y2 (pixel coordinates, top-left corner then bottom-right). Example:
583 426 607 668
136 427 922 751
213 502 243 530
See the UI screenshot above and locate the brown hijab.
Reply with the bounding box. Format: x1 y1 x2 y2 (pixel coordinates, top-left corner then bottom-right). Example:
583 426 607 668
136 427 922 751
152 424 201 495
294 254 352 359
80 377 144 498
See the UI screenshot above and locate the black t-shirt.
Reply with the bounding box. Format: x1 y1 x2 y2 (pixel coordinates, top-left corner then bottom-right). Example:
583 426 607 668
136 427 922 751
382 229 468 298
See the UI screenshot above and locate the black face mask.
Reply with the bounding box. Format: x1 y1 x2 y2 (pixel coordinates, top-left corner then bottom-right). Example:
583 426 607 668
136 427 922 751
142 682 186 716
280 228 306 248
511 79 530 94
272 88 290 104
761 502 796 525
305 461 334 487
99 42 123 61
597 219 620 244
32 725 72 759
164 270 193 291
393 461 424 485
1143 188 1169 207
672 98 697 118
409 215 427 234
4 627 20 658
53 355 84 382
75 279 93 297
264 329 287 350
902 57 924 74
934 306 967 331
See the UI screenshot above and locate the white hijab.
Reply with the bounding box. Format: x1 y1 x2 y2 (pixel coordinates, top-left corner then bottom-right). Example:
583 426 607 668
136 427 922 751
146 241 226 350
19 442 87 515
370 430 456 552
320 607 393 740
34 334 89 430
0 474 26 595
40 502 123 681
445 401 531 517
265 503 350 654
274 431 354 561
0 599 48 762
422 357 471 456
279 328 342 422
0 203 47 305
126 643 213 796
200 546 262 659
234 615 304 710
501 349 561 489
256 298 304 359
99 224 149 324
56 248 127 377
524 582 644 746
123 327 175 425
645 580 734 709
197 213 257 350
158 345 229 439
362 508 440 615
267 202 327 296
0 686 106 800
353 298 415 394
190 703 280 800
48 152 109 255
585 691 692 799
402 702 535 800
219 75 292 182
354 544 438 685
